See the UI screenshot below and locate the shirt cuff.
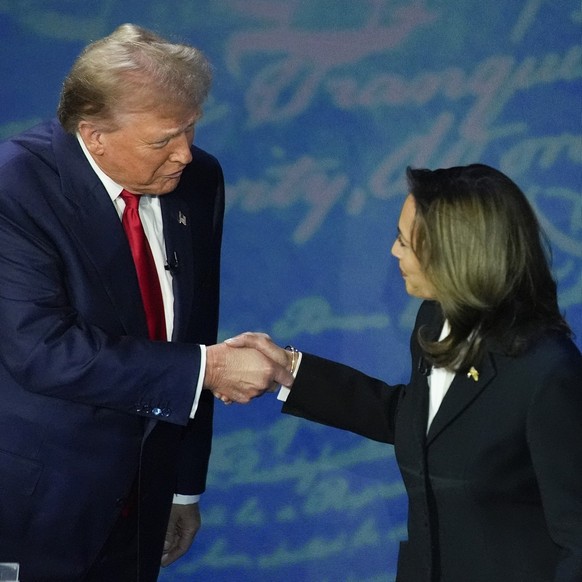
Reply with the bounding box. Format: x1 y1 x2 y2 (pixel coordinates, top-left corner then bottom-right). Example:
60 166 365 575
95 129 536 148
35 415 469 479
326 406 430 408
189 345 206 418
277 351 302 402
173 493 201 505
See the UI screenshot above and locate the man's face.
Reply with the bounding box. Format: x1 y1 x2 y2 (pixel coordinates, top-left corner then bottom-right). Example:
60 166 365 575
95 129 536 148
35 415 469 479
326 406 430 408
81 104 199 195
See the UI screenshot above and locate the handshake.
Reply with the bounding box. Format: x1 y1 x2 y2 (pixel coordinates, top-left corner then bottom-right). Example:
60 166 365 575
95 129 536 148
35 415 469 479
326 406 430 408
203 333 295 404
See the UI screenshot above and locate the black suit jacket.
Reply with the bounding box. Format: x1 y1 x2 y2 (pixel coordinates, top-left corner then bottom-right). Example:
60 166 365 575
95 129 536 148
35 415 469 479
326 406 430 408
283 301 582 581
0 120 224 580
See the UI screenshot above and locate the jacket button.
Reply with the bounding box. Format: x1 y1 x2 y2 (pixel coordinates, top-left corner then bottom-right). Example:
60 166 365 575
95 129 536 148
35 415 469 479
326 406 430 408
115 496 127 507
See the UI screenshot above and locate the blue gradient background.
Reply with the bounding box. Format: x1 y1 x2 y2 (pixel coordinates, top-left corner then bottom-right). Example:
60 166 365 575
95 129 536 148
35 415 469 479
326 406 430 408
1 2 580 581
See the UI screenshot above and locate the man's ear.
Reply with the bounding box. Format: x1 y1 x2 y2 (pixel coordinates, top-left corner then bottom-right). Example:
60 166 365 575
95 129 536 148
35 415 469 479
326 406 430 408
78 121 105 156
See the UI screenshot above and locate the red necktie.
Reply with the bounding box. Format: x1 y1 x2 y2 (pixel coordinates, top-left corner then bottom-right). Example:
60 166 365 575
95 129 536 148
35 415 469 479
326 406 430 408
120 190 167 341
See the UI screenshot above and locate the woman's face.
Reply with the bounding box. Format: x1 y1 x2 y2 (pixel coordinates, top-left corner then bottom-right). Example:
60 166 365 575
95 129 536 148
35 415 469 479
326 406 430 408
391 194 436 300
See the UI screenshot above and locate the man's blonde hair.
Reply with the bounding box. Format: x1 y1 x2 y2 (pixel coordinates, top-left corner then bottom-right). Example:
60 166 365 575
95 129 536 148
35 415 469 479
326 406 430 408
58 23 213 133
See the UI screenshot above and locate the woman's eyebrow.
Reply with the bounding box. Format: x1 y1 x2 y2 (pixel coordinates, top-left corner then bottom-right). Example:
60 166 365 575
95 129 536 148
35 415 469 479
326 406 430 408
397 227 409 243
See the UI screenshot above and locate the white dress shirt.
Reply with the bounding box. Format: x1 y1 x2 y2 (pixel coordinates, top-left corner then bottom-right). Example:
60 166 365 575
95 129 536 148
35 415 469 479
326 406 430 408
426 320 455 431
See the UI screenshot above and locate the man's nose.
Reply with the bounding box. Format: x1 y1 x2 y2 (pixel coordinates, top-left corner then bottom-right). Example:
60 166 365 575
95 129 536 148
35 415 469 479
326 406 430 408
170 133 193 165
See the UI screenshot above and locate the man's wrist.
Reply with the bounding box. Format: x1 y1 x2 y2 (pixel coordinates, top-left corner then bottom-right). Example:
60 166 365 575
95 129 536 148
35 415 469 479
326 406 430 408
202 343 225 391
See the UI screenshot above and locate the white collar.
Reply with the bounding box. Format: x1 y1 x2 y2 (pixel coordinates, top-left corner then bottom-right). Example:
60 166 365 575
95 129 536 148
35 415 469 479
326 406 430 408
76 132 124 203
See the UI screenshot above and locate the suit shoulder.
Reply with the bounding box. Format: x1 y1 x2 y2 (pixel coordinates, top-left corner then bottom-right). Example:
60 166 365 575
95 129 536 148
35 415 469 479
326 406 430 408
1 120 55 156
521 333 582 415
532 331 582 370
498 331 582 391
181 147 225 199
190 145 222 170
0 121 61 206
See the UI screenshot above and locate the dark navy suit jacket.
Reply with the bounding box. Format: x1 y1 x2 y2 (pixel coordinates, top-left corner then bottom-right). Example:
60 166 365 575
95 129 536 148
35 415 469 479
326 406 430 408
283 301 582 582
0 120 224 580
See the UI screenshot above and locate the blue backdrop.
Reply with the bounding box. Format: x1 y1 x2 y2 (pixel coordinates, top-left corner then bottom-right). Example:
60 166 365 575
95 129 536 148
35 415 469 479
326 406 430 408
1 2 580 581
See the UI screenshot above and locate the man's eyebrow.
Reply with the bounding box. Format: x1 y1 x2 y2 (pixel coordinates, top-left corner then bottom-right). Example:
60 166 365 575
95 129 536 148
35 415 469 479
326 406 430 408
156 118 198 140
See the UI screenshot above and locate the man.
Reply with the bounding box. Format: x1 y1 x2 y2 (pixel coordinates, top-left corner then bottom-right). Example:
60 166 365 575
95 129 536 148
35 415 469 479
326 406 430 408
0 24 291 581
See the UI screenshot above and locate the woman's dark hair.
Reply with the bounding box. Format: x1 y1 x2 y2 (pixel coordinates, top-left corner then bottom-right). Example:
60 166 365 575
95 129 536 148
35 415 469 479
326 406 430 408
407 164 571 370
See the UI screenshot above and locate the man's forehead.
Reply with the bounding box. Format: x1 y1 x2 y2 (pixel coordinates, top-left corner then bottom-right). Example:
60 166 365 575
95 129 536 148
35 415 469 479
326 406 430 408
115 106 200 131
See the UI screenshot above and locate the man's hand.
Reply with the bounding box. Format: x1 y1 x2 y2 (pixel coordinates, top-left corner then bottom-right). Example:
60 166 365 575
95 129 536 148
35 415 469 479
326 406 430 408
226 332 292 369
161 503 201 568
204 339 293 404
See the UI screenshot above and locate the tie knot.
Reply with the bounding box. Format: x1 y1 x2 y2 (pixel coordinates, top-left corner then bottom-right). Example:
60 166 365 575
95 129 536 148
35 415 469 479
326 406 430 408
120 189 140 208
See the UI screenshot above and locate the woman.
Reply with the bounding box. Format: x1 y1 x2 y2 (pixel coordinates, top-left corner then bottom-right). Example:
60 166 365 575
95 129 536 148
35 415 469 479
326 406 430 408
224 164 582 582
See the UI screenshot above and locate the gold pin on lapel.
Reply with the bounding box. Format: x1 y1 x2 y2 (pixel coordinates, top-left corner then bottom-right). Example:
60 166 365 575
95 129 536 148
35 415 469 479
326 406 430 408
467 366 479 382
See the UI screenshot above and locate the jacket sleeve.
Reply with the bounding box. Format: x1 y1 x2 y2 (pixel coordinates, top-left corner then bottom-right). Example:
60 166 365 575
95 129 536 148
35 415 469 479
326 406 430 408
175 389 215 495
282 352 405 444
526 340 582 581
281 301 438 443
0 146 202 426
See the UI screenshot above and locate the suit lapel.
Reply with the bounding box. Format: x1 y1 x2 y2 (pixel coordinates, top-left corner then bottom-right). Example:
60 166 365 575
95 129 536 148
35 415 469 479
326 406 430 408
52 125 148 337
426 351 497 445
411 302 499 447
410 303 443 447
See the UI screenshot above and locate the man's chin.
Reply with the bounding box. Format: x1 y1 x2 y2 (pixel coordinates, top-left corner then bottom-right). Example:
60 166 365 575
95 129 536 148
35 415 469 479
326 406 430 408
143 176 182 196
